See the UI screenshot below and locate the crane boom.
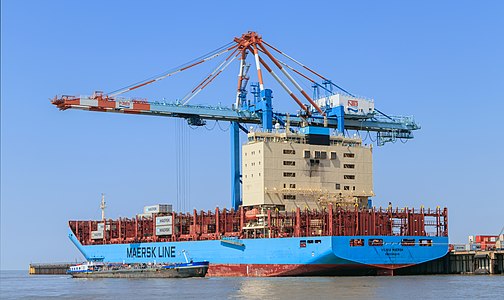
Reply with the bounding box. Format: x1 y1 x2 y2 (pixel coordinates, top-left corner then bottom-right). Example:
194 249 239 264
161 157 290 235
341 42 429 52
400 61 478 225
52 94 419 136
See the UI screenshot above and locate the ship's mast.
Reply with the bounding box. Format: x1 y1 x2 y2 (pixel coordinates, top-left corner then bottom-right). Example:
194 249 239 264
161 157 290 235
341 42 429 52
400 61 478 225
100 193 106 221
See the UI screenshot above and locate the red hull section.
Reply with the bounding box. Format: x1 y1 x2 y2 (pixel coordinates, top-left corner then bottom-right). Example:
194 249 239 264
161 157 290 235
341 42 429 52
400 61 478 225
207 263 413 277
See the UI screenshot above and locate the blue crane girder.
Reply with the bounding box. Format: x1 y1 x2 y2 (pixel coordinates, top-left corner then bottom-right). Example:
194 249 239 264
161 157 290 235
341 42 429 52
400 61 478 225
63 101 419 135
145 103 419 135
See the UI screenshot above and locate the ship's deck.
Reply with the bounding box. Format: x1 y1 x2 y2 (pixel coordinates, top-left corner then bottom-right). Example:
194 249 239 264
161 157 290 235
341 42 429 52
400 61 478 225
70 205 448 246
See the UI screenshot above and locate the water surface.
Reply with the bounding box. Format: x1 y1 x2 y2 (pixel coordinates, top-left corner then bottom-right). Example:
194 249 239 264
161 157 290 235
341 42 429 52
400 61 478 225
1 271 502 299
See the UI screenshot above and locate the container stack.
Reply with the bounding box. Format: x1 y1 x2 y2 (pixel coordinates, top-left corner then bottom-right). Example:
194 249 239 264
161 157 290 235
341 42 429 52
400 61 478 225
155 216 173 236
91 223 104 240
137 204 173 219
144 204 172 214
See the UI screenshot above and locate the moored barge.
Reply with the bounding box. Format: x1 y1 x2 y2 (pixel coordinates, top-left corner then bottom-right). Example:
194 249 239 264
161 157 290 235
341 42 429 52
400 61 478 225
68 261 209 278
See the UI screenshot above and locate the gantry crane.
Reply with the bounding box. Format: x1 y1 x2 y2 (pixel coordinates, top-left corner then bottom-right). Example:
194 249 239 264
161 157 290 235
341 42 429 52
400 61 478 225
52 31 420 210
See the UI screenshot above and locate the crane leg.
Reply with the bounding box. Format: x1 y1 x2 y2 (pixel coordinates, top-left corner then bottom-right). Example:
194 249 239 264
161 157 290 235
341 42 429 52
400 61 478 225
260 89 273 131
335 105 345 135
231 121 241 210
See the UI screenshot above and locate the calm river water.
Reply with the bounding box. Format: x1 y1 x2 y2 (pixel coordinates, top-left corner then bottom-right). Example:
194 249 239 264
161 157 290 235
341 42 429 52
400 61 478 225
1 271 502 299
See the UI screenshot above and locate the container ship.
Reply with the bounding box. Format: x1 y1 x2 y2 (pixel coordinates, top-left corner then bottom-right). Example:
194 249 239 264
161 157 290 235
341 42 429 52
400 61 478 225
68 129 449 276
54 32 449 276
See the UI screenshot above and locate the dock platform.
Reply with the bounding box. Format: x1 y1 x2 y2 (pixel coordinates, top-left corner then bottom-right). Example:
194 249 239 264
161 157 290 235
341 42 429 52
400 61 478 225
29 263 73 275
397 250 504 275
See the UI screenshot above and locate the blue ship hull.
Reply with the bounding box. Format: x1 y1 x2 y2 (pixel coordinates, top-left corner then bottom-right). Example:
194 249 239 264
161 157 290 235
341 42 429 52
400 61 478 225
69 229 448 276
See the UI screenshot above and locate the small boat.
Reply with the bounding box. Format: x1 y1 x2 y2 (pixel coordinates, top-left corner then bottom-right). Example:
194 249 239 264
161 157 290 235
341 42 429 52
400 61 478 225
68 260 209 278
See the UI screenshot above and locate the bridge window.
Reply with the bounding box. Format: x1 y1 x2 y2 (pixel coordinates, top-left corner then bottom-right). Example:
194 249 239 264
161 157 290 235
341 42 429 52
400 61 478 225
343 153 355 158
300 240 306 248
283 195 296 200
283 149 296 155
304 150 311 158
344 164 355 169
344 175 355 180
289 184 296 188
330 152 337 160
283 161 296 166
344 186 350 191
335 183 341 190
314 151 327 159
283 172 296 177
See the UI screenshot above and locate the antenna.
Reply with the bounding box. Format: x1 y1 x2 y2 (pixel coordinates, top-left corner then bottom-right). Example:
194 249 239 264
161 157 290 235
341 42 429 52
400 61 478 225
100 193 106 221
182 250 191 263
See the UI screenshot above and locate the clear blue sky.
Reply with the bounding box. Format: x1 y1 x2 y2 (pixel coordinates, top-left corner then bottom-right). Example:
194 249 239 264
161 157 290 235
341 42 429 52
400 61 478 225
1 1 503 270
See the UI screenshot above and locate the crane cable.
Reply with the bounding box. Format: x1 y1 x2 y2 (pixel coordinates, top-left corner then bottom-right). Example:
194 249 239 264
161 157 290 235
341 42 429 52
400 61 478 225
262 40 355 96
181 48 240 105
216 120 231 131
272 55 334 96
175 118 191 212
107 41 236 97
367 131 377 143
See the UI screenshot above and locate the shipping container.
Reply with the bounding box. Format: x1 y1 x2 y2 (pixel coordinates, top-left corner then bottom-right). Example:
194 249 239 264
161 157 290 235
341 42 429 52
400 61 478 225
144 204 172 214
96 223 111 231
453 244 466 252
470 243 481 251
475 235 498 243
155 216 173 226
137 213 153 219
155 225 172 236
91 231 104 240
